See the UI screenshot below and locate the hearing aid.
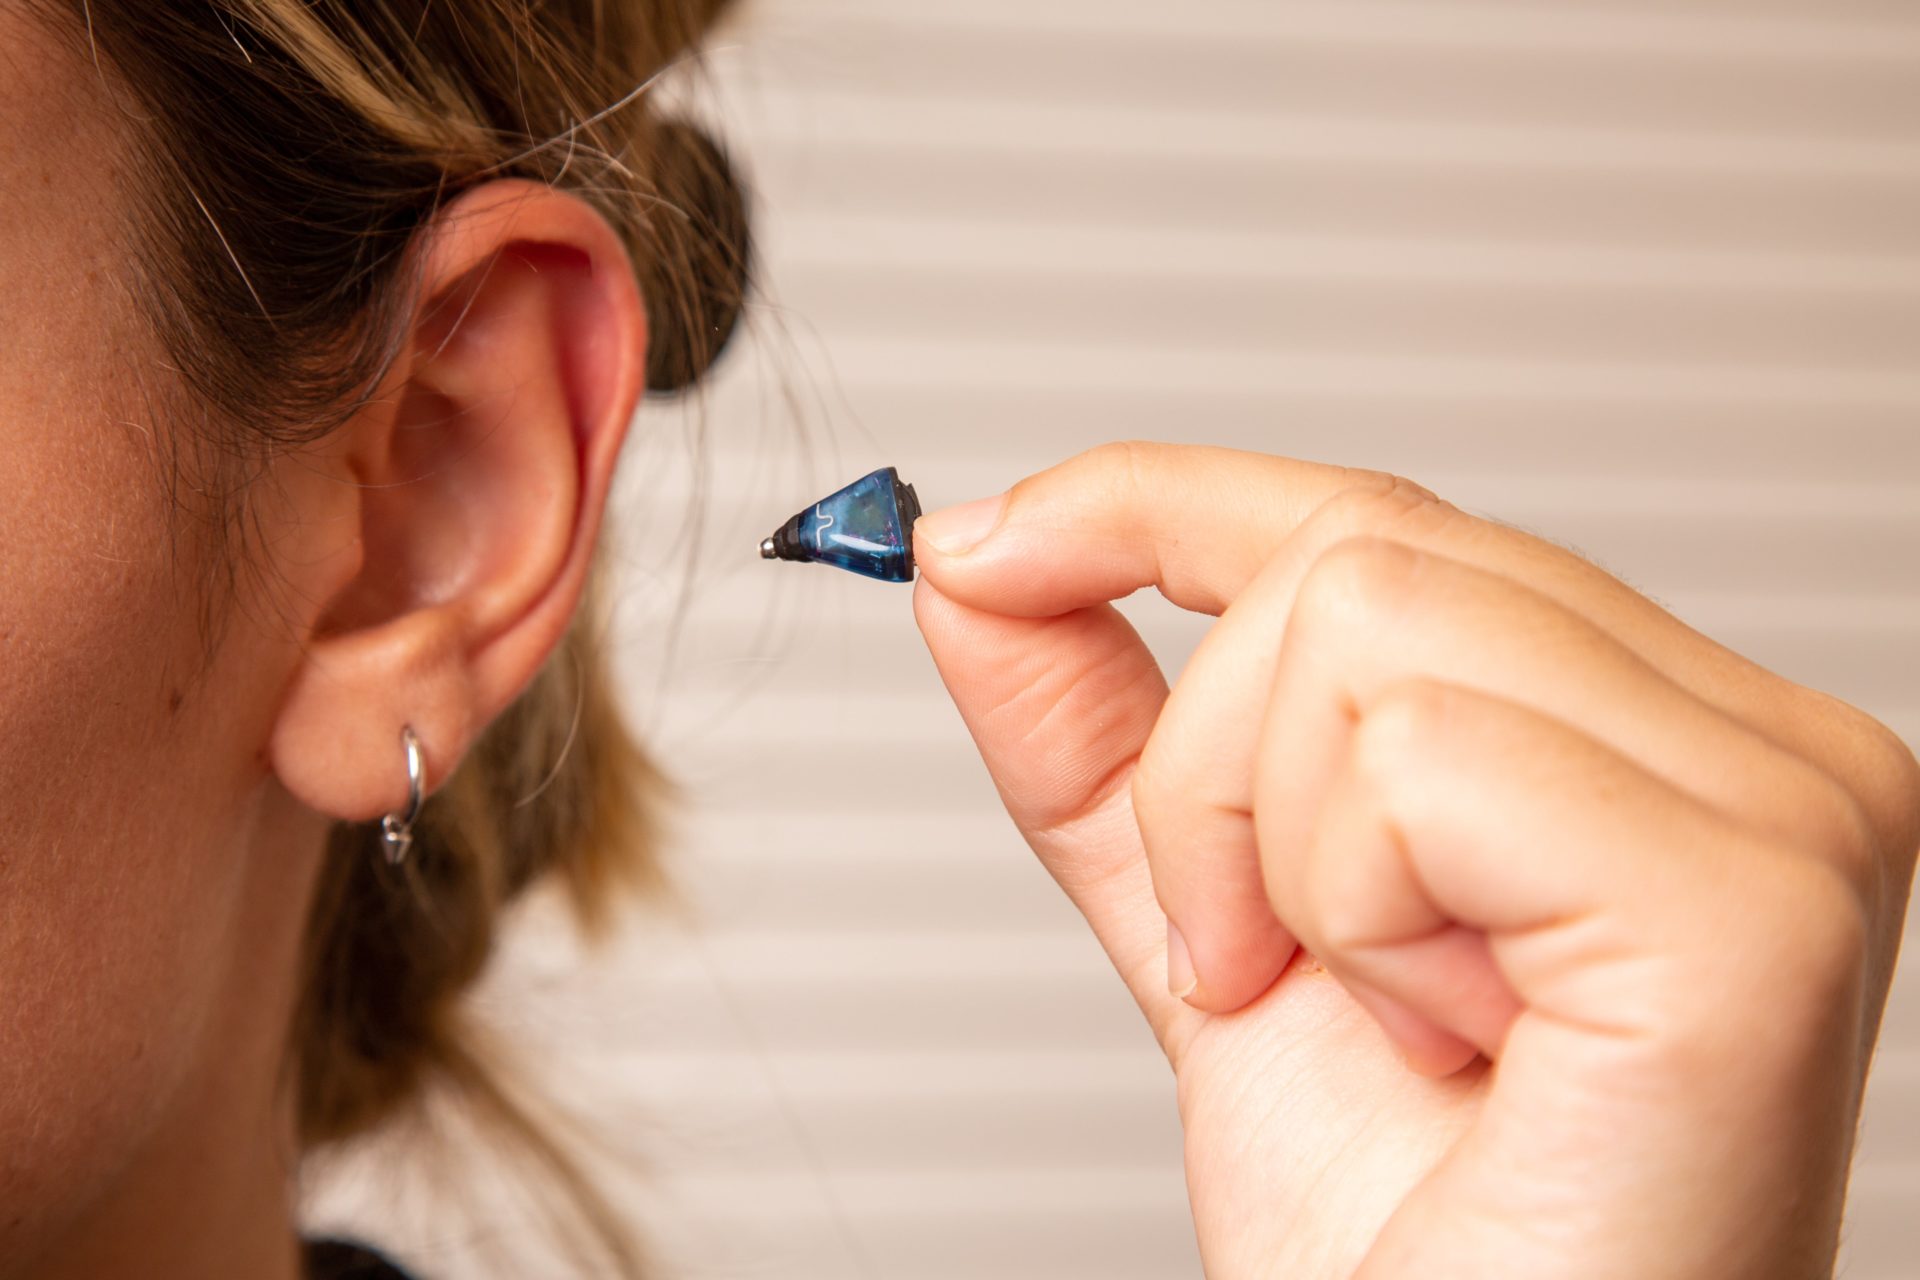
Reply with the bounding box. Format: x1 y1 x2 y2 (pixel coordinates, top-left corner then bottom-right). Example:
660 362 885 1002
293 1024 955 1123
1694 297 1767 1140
759 467 922 583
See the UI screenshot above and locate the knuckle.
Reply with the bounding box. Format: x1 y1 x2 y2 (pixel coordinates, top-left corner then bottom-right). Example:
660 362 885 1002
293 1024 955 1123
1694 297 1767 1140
1850 710 1920 860
1311 471 1453 542
1078 439 1161 497
1350 679 1453 788
1793 691 1920 874
1760 856 1871 1003
1294 535 1428 639
1091 438 1160 465
1788 768 1881 893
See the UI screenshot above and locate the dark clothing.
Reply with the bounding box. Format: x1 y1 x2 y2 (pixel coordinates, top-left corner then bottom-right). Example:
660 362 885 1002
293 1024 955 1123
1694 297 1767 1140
304 1238 415 1280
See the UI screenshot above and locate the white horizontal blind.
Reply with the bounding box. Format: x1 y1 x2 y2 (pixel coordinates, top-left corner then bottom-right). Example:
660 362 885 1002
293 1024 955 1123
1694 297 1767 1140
306 1 1920 1275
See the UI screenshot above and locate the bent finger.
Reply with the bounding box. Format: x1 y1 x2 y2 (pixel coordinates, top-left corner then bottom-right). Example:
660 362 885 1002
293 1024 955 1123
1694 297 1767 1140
1137 536 1851 1016
1264 678 1861 1061
1286 681 1870 1277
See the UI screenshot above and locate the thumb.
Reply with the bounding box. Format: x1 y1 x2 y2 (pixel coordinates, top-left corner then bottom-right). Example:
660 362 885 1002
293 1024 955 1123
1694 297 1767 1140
912 577 1182 1028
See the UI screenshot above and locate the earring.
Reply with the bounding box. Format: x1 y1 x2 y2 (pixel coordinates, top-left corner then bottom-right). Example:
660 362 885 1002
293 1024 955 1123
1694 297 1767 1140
380 725 424 865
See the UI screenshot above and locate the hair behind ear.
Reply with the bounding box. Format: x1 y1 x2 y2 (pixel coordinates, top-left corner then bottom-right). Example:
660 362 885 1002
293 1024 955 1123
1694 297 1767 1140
640 119 752 394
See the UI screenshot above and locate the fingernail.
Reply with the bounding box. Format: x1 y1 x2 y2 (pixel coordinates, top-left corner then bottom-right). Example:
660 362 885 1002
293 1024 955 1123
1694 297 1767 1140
1167 919 1197 1000
916 492 1007 556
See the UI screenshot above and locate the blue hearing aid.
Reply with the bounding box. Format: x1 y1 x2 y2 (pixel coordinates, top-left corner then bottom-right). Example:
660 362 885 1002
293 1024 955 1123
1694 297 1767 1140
759 467 922 583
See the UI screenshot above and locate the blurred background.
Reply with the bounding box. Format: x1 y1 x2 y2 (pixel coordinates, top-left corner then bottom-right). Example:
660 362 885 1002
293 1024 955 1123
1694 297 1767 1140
307 1 1920 1275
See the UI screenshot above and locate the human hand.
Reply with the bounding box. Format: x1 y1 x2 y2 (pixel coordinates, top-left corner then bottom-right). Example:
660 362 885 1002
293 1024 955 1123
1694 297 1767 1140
912 443 1920 1278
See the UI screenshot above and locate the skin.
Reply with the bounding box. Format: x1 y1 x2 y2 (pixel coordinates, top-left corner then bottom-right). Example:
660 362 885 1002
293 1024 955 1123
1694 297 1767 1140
913 443 1920 1277
0 10 647 1279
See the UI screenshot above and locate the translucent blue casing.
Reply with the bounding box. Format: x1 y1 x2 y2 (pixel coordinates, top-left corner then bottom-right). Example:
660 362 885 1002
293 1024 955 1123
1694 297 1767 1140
763 467 922 583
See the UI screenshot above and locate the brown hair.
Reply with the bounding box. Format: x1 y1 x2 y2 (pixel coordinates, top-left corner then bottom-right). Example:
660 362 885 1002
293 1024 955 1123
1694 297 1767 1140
29 0 749 1271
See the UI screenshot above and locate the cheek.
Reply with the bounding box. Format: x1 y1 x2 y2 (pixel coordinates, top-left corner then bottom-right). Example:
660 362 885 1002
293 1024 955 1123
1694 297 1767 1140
0 14 301 1263
0 370 255 1251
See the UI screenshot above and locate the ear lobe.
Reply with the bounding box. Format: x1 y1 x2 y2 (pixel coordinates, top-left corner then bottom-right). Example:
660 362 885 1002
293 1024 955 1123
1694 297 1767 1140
267 180 646 824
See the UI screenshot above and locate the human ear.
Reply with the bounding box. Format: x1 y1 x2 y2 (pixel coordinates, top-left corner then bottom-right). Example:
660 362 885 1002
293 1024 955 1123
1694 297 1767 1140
267 179 646 823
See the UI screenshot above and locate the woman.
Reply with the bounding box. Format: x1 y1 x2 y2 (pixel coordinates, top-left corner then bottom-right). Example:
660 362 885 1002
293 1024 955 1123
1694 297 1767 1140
1 4 1913 1280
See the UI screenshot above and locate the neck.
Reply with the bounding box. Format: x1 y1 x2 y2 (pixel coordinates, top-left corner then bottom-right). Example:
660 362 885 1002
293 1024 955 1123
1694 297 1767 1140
33 793 332 1280
39 1091 306 1280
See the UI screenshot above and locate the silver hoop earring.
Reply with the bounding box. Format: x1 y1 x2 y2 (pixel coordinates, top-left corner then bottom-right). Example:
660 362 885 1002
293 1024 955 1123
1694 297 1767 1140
380 725 424 866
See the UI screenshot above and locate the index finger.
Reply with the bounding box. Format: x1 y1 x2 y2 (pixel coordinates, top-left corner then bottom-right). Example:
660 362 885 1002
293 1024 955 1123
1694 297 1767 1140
912 441 1396 618
915 441 1891 856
